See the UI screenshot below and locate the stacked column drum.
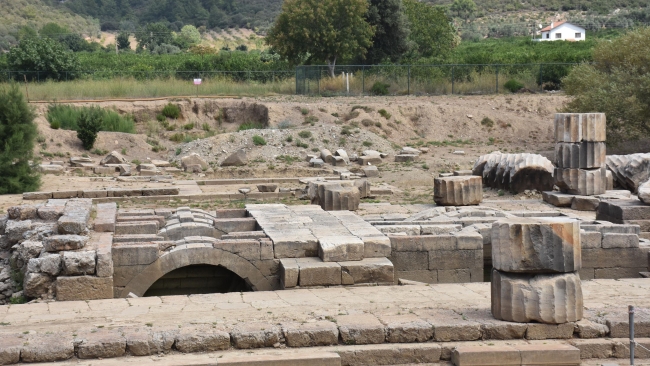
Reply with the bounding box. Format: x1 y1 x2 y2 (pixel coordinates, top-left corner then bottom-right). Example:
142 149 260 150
554 113 607 195
491 218 583 324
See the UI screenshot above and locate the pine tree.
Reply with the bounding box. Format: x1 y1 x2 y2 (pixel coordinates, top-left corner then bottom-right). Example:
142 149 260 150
0 85 40 194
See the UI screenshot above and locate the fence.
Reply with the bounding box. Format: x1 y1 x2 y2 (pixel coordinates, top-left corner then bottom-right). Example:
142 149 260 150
0 70 295 83
295 63 582 96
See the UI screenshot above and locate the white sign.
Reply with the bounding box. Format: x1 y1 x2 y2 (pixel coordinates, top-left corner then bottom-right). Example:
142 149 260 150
194 79 202 85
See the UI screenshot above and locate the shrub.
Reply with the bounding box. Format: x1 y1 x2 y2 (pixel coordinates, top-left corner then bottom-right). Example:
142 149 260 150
303 116 318 125
156 114 166 122
378 109 391 119
481 117 494 128
278 120 294 129
238 121 264 131
169 133 185 142
77 109 102 150
361 119 374 127
50 120 60 129
331 112 339 117
300 108 309 115
183 123 194 130
0 84 41 194
162 103 181 119
276 155 300 164
504 79 524 93
296 140 308 148
175 147 182 155
363 141 373 147
341 126 353 135
298 130 312 139
286 135 293 142
252 135 266 146
375 122 382 128
370 81 390 96
47 105 135 133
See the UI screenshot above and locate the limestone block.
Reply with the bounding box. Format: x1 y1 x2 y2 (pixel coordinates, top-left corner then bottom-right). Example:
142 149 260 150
363 165 379 177
63 250 97 275
77 330 126 359
358 155 382 165
580 230 602 249
309 158 324 168
554 113 606 142
0 336 21 365
38 253 62 276
52 190 79 199
320 149 334 164
174 327 230 352
571 195 600 211
213 218 257 234
597 199 650 221
23 272 53 298
434 176 483 206
451 345 520 366
141 188 180 196
280 259 299 289
5 219 32 243
94 166 117 175
555 167 607 196
114 221 159 235
101 150 128 165
7 205 38 220
321 185 360 211
607 153 650 192
429 249 482 270
181 153 209 170
318 235 364 262
269 230 318 258
542 190 576 207
377 225 420 236
94 202 117 232
362 236 392 258
382 315 433 343
231 322 281 349
56 276 113 301
58 199 92 235
491 269 583 324
22 333 74 362
354 179 372 198
555 142 606 169
438 269 471 283
332 156 347 166
82 190 108 198
43 235 88 252
297 258 341 286
112 243 159 266
453 170 473 176
492 218 581 273
395 154 418 162
391 251 429 271
39 164 65 174
339 257 394 284
23 191 53 200
282 321 339 347
256 184 278 192
337 314 385 345
601 232 639 248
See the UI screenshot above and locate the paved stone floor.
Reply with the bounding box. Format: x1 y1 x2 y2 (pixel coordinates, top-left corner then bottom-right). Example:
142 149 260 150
1 279 648 335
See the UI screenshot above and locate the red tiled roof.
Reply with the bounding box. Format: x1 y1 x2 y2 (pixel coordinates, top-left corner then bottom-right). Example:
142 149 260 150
541 21 566 32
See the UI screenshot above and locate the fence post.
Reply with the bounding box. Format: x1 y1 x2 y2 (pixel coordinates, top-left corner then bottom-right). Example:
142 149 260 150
451 66 455 95
539 64 543 92
407 65 411 96
495 65 499 94
630 305 635 366
362 66 365 96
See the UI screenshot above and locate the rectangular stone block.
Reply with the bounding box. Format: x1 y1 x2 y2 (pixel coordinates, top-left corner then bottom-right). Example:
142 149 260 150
517 344 580 365
217 352 340 366
452 345 520 365
453 231 483 250
23 191 53 200
390 235 456 251
112 234 164 243
94 202 117 232
114 221 159 235
391 251 429 271
362 236 391 258
542 191 575 207
437 269 471 283
555 167 607 196
297 258 341 286
579 267 595 280
141 187 180 196
117 215 165 227
94 233 113 277
82 190 108 198
111 188 143 197
336 314 386 345
280 259 299 289
582 248 648 268
421 224 462 235
52 190 79 199
555 141 606 169
213 217 258 233
595 267 647 279
597 199 650 221
580 230 602 249
94 166 117 175
601 232 639 248
318 235 364 262
434 176 482 206
429 249 482 270
270 230 319 258
214 239 260 261
339 257 394 285
56 276 113 301
58 199 92 235
43 235 88 252
112 243 159 266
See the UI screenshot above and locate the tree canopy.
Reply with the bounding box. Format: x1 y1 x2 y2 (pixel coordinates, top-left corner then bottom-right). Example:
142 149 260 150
266 0 375 76
403 0 458 60
563 27 650 144
0 85 40 194
363 0 412 64
7 38 80 80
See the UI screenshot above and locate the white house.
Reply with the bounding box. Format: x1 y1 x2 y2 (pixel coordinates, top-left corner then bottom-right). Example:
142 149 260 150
537 21 585 41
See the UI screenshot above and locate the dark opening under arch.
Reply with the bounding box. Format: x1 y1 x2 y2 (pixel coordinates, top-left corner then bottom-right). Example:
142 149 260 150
143 264 252 297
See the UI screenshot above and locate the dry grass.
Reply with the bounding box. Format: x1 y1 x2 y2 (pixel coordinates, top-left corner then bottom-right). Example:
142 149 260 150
12 77 294 101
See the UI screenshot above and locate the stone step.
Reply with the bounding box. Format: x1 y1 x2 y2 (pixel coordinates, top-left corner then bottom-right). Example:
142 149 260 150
112 234 165 243
452 344 580 366
280 257 394 289
114 221 159 235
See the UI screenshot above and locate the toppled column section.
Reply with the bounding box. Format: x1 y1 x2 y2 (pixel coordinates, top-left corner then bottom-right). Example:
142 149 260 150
491 217 583 324
472 152 554 193
434 176 482 206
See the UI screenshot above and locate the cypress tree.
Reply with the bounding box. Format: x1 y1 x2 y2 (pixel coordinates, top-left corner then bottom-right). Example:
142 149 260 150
0 84 40 194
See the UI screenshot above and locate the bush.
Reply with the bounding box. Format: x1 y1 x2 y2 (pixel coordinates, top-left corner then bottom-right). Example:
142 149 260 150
361 119 374 127
252 135 266 146
300 108 309 115
0 84 40 194
303 116 318 125
504 79 524 93
162 103 181 119
156 114 166 122
50 120 60 129
363 140 373 147
298 130 312 138
77 110 103 150
286 135 293 142
47 105 135 133
370 82 390 96
481 117 494 128
378 109 392 119
295 140 308 148
169 133 185 142
183 123 194 130
238 121 265 131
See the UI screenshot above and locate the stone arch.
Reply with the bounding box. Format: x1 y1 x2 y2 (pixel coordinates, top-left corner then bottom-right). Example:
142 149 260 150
120 245 274 297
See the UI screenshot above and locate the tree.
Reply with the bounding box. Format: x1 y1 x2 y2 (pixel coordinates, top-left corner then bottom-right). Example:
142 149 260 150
0 84 40 194
450 0 477 20
117 32 131 50
403 0 458 59
173 25 201 49
266 0 375 77
76 109 102 150
40 23 69 39
362 0 411 64
135 22 173 51
563 27 650 145
7 38 80 81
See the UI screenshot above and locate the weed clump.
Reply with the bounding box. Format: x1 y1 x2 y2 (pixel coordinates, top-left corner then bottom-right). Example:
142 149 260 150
252 135 266 146
481 117 494 128
162 104 181 119
504 79 524 93
378 109 391 119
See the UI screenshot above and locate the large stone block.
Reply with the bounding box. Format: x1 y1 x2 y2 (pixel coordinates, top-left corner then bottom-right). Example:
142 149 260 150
554 113 606 142
94 202 117 232
114 221 159 235
112 243 159 266
321 185 360 211
339 257 394 284
597 199 650 221
297 258 341 286
555 167 607 196
491 269 583 324
56 276 113 301
337 314 385 345
492 218 581 273
555 142 606 169
63 250 97 275
43 235 88 252
318 235 364 262
282 321 339 347
434 176 482 206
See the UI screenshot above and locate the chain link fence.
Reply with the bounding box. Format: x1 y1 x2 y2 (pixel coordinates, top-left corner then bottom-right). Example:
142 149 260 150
0 70 295 83
296 63 582 96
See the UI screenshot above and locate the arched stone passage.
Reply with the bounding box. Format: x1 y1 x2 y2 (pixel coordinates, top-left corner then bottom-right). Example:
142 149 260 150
143 264 252 297
120 245 274 297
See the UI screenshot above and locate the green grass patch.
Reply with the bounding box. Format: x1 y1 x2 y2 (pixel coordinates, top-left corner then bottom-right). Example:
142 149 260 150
298 130 312 139
238 121 265 131
252 135 266 146
47 104 135 133
276 155 300 164
161 104 181 119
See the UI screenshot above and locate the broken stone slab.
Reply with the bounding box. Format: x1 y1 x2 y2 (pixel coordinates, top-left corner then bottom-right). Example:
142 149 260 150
492 218 581 273
491 269 583 324
571 195 600 211
554 113 606 142
43 235 89 252
639 179 650 204
555 167 607 196
100 151 128 165
221 149 247 167
4 219 32 244
555 142 606 169
362 165 379 177
607 153 650 192
399 147 421 155
7 204 38 220
395 154 418 163
434 176 483 206
332 156 347 166
309 158 324 168
318 235 364 262
257 184 278 193
359 155 383 165
151 159 171 167
23 272 53 298
542 191 575 207
38 164 65 174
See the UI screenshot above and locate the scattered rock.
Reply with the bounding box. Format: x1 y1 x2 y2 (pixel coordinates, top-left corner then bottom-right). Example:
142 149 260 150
221 150 247 167
100 151 128 165
182 153 209 170
257 184 278 193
